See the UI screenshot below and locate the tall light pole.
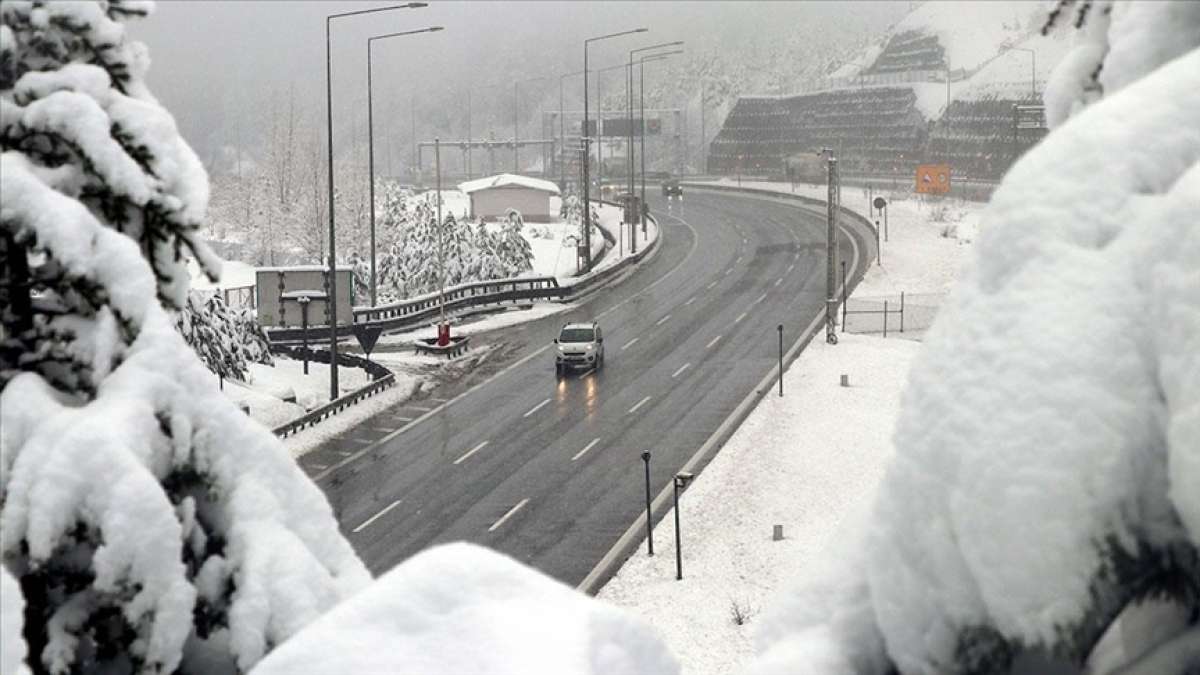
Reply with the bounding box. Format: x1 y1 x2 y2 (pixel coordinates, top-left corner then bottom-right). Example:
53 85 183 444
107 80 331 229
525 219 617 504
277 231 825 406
1006 46 1037 98
628 41 686 205
514 75 547 174
639 50 682 235
583 28 647 273
326 2 428 401
558 69 588 188
435 137 446 332
595 63 628 200
367 26 442 308
467 82 504 180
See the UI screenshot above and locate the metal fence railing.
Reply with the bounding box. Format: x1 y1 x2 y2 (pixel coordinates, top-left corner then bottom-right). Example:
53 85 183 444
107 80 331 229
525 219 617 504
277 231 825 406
842 292 946 339
269 344 396 439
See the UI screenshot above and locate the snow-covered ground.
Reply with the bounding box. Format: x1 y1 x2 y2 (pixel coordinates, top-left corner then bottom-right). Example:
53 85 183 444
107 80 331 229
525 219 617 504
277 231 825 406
598 180 983 674
214 358 370 427
698 178 979 295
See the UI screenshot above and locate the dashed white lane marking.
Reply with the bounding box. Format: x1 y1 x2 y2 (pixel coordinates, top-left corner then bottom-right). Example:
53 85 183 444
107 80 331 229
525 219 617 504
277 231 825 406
685 297 696 306
672 363 691 378
786 264 795 273
753 292 767 305
629 396 652 414
774 278 783 287
793 252 800 260
706 335 722 349
409 405 434 412
736 255 742 263
724 268 733 276
353 499 402 533
655 314 671 326
621 337 639 350
337 450 353 457
391 416 414 423
707 280 719 290
309 463 328 471
523 398 551 418
453 440 490 465
351 438 374 445
572 438 602 462
488 498 529 532
430 397 449 403
577 368 595 380
735 311 748 324
371 426 398 433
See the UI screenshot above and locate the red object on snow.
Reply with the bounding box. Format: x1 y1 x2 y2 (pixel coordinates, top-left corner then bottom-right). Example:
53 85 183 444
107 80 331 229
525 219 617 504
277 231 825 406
437 323 450 346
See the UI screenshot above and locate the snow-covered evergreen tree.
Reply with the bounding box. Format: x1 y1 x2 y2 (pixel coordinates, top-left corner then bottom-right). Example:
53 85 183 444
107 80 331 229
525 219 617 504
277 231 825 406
0 3 368 673
175 291 273 381
752 4 1200 674
499 210 534 277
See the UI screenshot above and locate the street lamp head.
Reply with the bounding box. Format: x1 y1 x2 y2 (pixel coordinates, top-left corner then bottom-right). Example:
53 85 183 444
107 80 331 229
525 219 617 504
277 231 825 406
429 26 445 32
641 451 651 462
674 471 694 488
406 2 428 7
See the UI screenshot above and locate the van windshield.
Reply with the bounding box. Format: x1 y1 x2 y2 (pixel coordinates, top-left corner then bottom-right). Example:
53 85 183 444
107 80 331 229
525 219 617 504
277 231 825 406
559 328 595 343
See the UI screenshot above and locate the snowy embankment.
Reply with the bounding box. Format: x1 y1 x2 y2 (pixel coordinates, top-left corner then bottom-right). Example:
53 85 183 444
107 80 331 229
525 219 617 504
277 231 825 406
596 182 982 674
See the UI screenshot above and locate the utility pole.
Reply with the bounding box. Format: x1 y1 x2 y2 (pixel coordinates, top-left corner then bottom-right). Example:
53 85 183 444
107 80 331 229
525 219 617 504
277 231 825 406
699 82 706 174
823 149 839 345
466 89 472 179
435 138 445 331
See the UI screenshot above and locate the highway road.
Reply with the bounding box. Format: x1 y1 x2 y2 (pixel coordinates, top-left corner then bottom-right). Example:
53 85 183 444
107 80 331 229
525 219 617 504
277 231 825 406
310 188 869 586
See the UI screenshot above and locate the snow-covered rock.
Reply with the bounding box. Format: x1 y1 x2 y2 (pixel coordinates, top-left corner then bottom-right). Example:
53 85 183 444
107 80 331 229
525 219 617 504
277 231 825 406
251 543 680 675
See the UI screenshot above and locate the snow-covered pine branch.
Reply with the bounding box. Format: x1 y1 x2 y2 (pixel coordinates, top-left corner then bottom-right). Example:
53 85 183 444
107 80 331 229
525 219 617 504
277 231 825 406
751 4 1200 674
0 3 369 673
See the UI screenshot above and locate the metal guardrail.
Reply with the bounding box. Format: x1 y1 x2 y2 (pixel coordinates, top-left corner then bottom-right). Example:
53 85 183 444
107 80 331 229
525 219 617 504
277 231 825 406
678 181 880 241
270 344 396 438
265 208 659 345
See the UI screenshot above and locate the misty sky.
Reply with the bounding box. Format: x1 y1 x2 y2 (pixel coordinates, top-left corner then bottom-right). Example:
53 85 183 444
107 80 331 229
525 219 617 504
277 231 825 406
135 1 907 170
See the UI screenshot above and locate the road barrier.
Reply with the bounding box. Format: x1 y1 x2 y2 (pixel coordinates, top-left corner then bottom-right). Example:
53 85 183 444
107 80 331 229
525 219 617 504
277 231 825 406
269 344 396 438
265 209 660 345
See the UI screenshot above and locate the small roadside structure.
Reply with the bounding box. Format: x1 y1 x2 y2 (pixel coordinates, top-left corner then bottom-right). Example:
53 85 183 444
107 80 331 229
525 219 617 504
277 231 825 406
458 173 561 223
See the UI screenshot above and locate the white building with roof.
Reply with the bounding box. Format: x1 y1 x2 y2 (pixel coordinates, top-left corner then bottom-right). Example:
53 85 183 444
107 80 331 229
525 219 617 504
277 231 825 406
458 173 561 223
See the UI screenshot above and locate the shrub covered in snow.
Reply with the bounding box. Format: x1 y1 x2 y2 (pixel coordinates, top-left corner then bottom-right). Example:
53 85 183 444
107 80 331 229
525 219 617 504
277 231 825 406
0 2 369 673
751 3 1200 674
375 193 536 302
176 290 273 381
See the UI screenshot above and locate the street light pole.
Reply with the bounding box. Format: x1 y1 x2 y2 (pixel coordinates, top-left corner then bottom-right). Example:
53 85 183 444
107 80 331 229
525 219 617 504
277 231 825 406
673 472 693 580
325 2 427 401
367 26 442 309
627 41 682 244
636 51 681 235
583 28 647 274
435 137 445 330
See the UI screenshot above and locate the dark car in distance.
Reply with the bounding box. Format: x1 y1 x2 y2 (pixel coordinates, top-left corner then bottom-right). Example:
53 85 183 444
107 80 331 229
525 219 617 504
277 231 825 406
662 178 683 197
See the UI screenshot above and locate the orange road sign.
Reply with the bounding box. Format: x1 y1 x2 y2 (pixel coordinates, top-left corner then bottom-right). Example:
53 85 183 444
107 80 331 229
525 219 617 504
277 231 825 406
915 164 951 194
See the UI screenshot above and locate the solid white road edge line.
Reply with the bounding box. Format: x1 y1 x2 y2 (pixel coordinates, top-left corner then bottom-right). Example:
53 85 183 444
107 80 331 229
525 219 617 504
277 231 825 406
352 499 402 534
577 192 865 595
629 396 652 414
523 398 551 418
488 498 529 532
572 438 601 462
453 440 490 465
672 363 691 378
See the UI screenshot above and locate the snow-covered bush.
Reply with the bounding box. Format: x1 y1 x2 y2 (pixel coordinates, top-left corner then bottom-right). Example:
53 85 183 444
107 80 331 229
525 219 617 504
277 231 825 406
375 193 536 301
176 291 273 381
0 2 369 673
751 3 1200 674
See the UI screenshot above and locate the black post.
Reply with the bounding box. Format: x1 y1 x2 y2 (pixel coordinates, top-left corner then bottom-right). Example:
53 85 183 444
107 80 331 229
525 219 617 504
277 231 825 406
883 300 889 338
884 205 889 242
583 45 591 272
875 220 882 265
367 39 377 307
639 59 646 235
324 15 340 402
641 451 654 556
673 480 683 580
777 324 784 397
841 260 847 332
900 291 905 333
301 300 311 374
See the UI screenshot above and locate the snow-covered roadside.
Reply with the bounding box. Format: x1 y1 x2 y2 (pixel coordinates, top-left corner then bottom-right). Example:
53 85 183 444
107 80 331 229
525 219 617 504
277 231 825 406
376 301 578 347
280 369 423 459
697 178 979 295
598 181 975 674
214 359 369 428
